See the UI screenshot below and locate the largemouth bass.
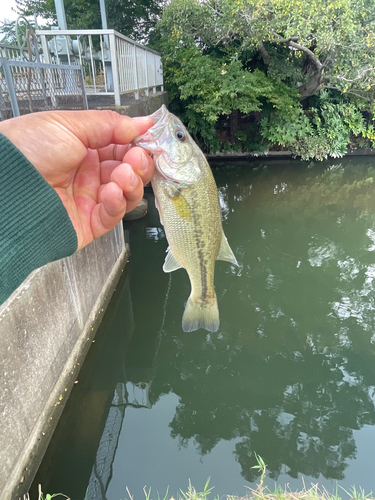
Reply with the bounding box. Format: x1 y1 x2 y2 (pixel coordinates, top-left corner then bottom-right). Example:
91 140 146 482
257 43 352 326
134 105 238 332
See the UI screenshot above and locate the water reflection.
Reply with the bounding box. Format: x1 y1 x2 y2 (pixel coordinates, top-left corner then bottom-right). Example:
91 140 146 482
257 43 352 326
146 158 375 484
32 158 375 498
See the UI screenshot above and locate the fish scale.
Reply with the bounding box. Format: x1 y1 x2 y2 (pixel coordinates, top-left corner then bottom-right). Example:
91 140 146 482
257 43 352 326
134 105 238 332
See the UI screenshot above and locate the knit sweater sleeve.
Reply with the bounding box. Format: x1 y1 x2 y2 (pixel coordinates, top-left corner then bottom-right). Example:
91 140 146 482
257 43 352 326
0 132 78 305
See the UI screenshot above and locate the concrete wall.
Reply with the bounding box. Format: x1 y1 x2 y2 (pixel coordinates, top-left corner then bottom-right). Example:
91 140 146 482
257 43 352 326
93 90 169 117
0 225 128 500
0 92 168 500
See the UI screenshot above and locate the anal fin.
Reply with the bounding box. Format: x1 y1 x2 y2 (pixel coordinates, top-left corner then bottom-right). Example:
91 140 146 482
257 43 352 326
163 248 183 273
217 232 238 266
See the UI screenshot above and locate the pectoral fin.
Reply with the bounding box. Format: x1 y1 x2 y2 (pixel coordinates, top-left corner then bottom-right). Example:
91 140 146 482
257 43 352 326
163 247 183 273
165 185 192 222
217 233 238 266
154 197 164 226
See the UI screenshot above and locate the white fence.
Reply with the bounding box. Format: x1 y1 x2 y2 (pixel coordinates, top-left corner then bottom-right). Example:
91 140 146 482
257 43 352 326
0 44 23 61
0 57 87 119
35 29 163 105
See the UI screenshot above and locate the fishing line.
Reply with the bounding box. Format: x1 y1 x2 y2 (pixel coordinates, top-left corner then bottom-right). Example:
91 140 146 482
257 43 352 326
158 272 172 337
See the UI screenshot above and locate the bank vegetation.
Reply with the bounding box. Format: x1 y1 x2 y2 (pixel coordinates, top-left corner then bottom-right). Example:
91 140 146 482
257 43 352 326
149 0 375 160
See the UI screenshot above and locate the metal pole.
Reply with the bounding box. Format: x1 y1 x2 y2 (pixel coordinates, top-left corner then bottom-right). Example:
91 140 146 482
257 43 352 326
99 0 108 29
0 85 6 121
0 58 20 117
80 66 88 110
40 35 51 64
109 33 120 106
54 0 68 30
145 50 149 97
153 54 156 94
98 1 113 92
133 44 139 100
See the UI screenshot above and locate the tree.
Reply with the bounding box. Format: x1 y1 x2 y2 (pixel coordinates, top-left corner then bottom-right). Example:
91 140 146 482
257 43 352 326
0 20 18 45
13 0 163 42
155 41 300 150
158 0 375 101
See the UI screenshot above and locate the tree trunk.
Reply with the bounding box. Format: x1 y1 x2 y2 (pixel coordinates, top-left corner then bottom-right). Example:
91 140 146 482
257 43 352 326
229 109 240 141
298 67 325 100
258 41 270 67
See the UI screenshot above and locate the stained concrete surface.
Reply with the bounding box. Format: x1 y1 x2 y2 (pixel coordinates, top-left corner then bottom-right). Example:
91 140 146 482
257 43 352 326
88 90 168 117
0 225 128 500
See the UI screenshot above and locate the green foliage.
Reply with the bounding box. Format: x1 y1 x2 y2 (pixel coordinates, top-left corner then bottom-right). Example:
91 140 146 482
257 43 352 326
179 478 216 500
158 0 375 102
260 107 313 147
156 33 301 152
251 453 267 493
0 20 18 45
261 98 375 161
34 484 70 500
288 136 332 162
222 141 243 153
153 0 375 158
13 0 162 41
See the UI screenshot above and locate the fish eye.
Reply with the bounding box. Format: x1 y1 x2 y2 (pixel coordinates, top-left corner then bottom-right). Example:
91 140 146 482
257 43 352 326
175 129 186 142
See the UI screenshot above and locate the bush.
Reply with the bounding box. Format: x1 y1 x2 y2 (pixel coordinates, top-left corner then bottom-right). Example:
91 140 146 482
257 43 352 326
261 99 375 161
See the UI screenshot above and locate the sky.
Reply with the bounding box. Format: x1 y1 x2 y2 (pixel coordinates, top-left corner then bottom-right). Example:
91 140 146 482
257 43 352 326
0 0 19 22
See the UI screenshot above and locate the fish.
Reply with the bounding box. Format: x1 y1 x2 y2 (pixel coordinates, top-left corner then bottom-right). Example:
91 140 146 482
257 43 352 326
134 105 238 332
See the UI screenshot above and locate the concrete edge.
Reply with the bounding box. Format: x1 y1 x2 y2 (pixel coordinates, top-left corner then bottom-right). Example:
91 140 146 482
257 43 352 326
10 244 130 500
94 91 168 118
206 148 375 161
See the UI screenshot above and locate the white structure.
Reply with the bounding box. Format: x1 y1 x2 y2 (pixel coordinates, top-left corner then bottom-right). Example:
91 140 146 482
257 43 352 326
35 28 163 104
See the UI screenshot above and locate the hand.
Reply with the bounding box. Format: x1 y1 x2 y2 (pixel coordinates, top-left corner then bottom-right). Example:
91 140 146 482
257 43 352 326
0 110 154 250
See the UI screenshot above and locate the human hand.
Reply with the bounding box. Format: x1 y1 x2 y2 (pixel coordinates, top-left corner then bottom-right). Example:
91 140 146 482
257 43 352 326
0 110 154 250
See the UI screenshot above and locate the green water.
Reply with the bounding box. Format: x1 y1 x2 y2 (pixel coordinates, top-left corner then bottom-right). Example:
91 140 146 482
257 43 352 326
33 157 375 499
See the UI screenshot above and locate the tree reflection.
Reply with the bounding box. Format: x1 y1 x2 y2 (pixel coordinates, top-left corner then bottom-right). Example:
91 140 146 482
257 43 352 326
149 328 375 482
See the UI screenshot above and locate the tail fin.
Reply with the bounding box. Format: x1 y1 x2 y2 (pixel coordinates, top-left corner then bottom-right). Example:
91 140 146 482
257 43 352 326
182 295 220 333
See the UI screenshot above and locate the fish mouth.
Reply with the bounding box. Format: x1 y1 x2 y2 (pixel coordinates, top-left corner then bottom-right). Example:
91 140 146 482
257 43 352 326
133 105 169 152
133 105 199 186
149 104 168 126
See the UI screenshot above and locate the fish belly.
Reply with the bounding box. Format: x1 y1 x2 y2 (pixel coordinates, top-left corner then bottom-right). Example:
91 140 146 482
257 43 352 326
152 167 222 332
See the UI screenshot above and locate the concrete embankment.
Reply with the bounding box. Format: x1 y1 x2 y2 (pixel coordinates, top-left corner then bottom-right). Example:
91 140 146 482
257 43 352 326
0 91 168 500
206 148 375 161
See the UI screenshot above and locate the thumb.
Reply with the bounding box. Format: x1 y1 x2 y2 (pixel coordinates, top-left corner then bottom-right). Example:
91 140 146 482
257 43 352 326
50 110 154 150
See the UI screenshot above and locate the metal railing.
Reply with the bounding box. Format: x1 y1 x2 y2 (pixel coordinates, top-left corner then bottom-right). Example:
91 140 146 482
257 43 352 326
0 57 87 119
35 29 163 105
0 44 23 61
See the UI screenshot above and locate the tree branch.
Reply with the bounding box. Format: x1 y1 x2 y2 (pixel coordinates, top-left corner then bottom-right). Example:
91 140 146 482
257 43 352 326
286 41 323 70
258 40 270 66
337 66 375 82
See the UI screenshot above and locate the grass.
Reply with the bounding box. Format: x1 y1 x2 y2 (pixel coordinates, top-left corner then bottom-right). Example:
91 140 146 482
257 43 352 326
25 456 374 500
22 484 70 500
24 482 375 500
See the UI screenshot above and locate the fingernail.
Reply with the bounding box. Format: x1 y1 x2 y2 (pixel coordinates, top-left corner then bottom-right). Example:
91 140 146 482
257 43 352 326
141 152 149 173
119 190 124 200
133 116 151 122
129 169 137 189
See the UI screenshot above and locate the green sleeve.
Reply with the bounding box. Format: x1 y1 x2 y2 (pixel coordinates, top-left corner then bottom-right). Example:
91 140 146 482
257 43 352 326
0 133 78 305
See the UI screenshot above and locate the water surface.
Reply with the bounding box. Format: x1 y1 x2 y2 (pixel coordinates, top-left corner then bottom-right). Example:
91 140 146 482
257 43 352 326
33 157 375 499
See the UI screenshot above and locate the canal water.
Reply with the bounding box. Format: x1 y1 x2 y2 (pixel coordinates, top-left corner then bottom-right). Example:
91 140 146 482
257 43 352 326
32 157 375 499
